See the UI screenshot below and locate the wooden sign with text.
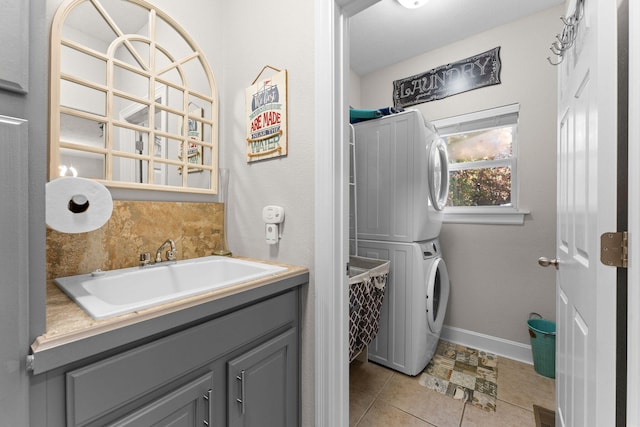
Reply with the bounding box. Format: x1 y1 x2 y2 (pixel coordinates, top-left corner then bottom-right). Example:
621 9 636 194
245 69 288 162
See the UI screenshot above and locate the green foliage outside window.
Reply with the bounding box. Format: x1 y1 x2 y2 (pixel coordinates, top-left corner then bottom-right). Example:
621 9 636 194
448 167 511 207
445 126 514 207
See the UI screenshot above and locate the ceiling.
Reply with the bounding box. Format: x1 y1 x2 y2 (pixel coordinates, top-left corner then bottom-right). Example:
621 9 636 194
349 0 565 76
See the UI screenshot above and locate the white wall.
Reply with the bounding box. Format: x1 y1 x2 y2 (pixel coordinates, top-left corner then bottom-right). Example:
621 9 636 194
349 68 361 108
354 6 562 345
219 2 316 425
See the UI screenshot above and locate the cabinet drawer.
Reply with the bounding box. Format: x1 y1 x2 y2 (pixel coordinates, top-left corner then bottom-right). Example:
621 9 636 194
66 291 296 427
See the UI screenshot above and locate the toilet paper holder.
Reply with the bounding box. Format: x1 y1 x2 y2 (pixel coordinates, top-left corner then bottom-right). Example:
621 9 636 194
46 177 113 234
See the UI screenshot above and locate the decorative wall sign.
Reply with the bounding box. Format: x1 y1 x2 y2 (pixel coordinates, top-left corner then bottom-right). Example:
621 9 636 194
393 47 501 108
245 67 288 162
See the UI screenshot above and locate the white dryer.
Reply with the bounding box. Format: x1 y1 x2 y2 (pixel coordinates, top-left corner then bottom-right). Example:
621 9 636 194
357 239 450 376
353 109 449 243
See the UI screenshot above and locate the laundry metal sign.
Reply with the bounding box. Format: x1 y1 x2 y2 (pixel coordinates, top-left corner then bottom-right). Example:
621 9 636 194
392 47 502 108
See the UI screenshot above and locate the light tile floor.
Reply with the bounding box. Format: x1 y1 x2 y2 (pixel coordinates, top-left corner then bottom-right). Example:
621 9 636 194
350 355 555 427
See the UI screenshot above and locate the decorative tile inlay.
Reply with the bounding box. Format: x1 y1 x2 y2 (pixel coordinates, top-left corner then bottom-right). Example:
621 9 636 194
419 340 499 412
47 201 225 281
420 374 449 394
449 370 477 389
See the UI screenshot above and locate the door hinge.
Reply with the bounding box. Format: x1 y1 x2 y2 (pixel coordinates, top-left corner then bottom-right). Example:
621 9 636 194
600 231 628 268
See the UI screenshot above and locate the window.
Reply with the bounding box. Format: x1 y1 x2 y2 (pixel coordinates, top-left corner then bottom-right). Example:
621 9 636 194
433 104 528 224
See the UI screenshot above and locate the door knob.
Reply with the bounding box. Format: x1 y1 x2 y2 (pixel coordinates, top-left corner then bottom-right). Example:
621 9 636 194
538 257 559 270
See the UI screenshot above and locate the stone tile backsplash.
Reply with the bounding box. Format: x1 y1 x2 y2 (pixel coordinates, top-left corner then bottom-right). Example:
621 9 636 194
46 201 225 280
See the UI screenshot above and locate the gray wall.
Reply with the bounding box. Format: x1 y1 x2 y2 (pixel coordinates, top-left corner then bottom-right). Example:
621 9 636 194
353 6 561 345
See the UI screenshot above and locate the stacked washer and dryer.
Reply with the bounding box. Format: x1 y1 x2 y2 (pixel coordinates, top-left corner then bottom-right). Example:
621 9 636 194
351 109 451 376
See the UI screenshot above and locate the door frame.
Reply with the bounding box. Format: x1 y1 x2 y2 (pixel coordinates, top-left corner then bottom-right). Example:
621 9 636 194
314 2 349 426
314 1 379 425
627 0 640 424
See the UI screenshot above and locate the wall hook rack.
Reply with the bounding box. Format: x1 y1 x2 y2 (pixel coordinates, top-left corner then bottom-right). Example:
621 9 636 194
547 0 584 66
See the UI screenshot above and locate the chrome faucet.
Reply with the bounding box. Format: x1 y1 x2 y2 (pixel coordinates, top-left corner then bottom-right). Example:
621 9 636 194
155 239 177 263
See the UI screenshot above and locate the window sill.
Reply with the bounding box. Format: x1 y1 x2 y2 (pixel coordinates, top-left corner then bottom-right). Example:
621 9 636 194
443 208 530 225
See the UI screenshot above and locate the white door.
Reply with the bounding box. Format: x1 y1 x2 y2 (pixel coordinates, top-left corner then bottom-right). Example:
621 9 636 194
554 0 618 426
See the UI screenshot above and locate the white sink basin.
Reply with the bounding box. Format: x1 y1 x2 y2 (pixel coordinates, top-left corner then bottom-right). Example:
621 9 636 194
54 256 287 320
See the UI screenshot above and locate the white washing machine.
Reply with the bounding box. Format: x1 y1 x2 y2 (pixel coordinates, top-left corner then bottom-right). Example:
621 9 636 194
357 239 450 376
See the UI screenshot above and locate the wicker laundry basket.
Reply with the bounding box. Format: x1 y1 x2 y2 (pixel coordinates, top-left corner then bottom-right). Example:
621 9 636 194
348 256 390 362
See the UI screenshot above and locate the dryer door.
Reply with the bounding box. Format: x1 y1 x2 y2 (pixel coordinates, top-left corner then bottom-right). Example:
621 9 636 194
426 138 449 211
426 257 450 333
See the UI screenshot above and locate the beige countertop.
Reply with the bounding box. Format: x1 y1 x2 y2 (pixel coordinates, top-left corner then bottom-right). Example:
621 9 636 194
33 258 308 357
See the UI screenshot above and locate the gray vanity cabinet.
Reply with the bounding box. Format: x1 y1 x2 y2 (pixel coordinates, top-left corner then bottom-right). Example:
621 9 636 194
35 287 301 427
108 372 213 427
227 328 298 427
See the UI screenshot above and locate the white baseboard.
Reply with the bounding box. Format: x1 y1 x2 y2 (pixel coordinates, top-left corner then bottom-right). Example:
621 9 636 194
440 325 534 364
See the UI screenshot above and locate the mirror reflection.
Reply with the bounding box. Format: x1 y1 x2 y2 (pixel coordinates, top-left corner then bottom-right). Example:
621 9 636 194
50 0 218 193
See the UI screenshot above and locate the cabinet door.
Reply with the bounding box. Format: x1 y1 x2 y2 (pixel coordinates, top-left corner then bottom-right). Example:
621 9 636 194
108 372 213 427
0 0 28 93
227 328 298 427
0 116 29 426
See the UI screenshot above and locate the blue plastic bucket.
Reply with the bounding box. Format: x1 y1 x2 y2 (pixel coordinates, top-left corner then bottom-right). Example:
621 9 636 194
527 318 556 378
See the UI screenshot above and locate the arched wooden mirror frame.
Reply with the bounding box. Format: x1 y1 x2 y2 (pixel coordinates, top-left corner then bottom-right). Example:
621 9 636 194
50 0 219 194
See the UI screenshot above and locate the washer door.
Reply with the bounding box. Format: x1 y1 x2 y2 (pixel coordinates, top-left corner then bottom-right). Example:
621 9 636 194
426 257 450 333
426 138 449 211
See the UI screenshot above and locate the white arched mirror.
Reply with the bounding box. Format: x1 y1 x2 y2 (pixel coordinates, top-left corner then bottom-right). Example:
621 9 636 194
50 0 218 194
